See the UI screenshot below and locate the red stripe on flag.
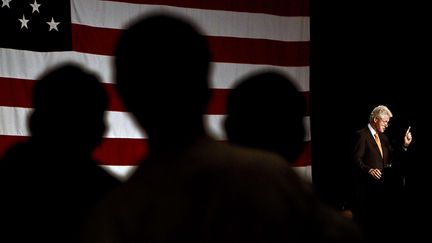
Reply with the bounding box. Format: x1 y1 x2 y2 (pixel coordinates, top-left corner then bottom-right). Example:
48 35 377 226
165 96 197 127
0 77 34 108
0 135 311 166
104 0 310 16
0 135 146 166
71 24 121 57
71 24 309 66
292 141 311 167
103 82 126 111
0 77 310 115
0 135 28 158
93 139 313 166
93 138 148 165
209 37 309 66
206 89 230 115
303 91 310 115
0 77 127 111
208 88 310 116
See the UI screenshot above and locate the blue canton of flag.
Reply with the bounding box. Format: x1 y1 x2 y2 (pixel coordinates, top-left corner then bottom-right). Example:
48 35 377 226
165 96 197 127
0 0 71 51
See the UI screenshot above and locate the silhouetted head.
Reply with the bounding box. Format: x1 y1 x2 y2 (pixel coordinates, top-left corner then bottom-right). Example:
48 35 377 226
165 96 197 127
225 71 306 163
30 63 108 155
114 13 211 141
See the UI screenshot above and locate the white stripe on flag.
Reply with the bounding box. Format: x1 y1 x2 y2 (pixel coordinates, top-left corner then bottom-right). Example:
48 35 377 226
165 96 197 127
0 48 309 90
0 106 311 141
71 0 309 42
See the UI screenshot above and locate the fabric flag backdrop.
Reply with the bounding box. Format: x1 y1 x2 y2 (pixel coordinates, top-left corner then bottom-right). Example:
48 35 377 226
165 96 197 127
0 0 310 181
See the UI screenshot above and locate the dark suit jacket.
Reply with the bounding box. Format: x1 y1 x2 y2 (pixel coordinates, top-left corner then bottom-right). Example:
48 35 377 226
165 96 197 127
351 126 407 240
353 127 393 172
352 126 408 195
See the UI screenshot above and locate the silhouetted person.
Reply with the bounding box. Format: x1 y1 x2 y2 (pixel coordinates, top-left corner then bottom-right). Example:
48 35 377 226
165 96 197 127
0 63 121 243
223 70 365 235
225 71 306 164
81 13 363 243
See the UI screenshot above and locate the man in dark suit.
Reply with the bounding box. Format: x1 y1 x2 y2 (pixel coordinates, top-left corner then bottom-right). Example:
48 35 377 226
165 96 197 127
351 105 412 241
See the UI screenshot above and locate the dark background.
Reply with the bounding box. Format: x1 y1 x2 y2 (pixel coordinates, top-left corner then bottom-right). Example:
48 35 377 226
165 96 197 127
310 1 428 207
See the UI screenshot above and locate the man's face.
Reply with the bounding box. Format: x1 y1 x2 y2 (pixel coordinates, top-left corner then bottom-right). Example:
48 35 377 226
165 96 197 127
373 115 390 133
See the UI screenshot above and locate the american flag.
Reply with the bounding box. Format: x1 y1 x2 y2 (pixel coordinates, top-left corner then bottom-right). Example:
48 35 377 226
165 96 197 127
0 0 310 180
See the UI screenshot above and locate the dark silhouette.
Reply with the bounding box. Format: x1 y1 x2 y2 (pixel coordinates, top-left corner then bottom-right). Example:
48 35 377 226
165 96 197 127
223 69 366 234
350 105 412 241
224 70 306 164
81 13 363 243
0 63 121 243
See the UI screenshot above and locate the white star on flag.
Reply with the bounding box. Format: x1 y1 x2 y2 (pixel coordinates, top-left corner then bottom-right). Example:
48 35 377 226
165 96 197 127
46 17 60 31
18 14 29 29
30 0 41 13
1 0 11 8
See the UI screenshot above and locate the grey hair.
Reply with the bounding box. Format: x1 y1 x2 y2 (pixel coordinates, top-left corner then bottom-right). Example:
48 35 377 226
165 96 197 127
369 105 393 122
